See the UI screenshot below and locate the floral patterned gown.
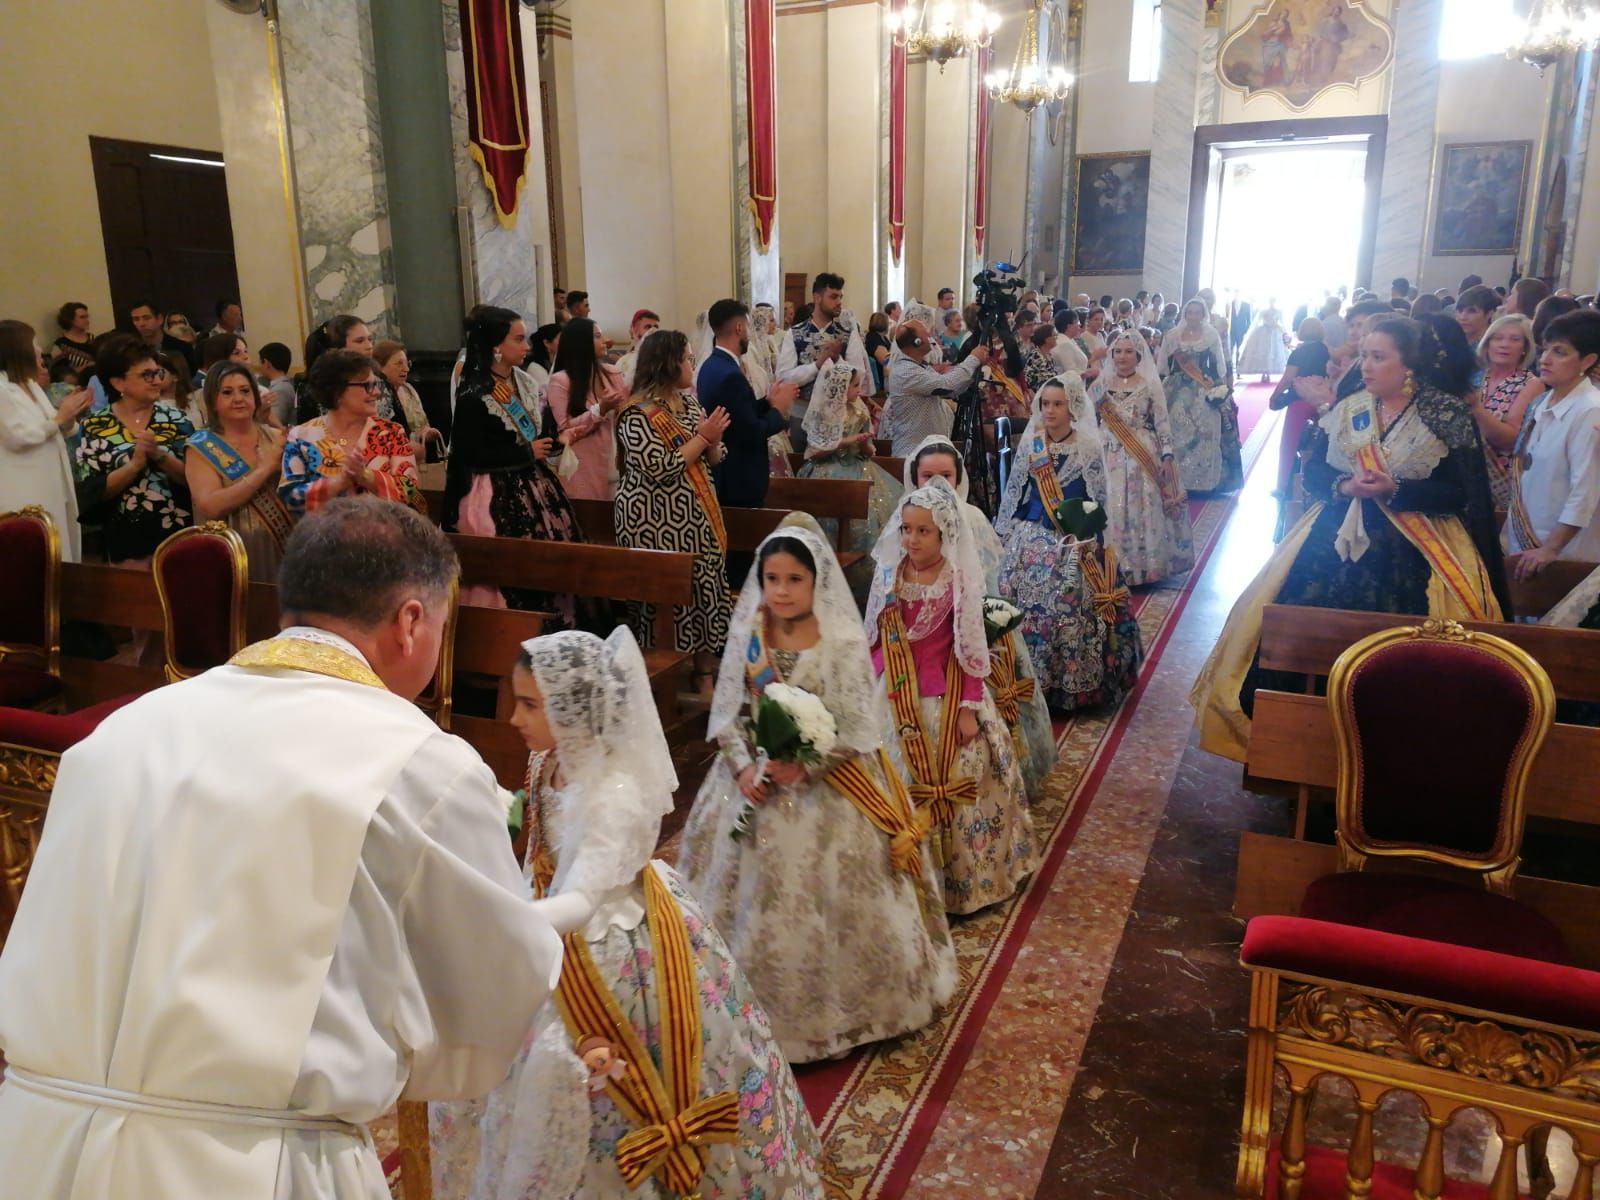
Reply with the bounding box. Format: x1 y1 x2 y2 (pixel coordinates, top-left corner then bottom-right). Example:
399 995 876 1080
997 438 1143 714
797 396 904 607
1161 329 1241 493
1094 379 1195 586
430 781 824 1200
280 415 424 517
680 634 957 1063
74 401 195 563
870 571 1036 915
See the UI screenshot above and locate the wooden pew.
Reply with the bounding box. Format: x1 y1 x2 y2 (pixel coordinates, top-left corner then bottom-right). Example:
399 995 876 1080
568 495 868 572
1237 604 1600 963
764 476 869 558
1507 558 1598 621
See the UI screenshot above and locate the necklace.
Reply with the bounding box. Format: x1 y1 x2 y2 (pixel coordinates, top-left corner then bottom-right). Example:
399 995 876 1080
903 557 943 585
325 414 365 448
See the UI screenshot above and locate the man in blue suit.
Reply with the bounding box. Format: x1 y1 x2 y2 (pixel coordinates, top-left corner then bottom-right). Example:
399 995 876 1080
697 298 797 585
697 298 796 509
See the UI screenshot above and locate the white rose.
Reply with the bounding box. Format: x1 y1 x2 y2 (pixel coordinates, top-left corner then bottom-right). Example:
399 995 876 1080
1082 501 1099 514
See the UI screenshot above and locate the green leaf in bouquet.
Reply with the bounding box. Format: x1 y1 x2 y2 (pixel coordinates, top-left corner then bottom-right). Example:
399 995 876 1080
752 694 804 761
1052 497 1108 540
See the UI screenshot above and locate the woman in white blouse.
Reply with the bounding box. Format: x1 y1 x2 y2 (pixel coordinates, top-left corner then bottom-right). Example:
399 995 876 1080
0 320 90 560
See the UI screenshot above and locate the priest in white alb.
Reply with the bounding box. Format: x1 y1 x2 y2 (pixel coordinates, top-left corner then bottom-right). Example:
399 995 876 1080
0 499 592 1199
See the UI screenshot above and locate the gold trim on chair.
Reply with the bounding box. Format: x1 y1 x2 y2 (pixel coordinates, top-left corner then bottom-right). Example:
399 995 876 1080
152 522 250 684
0 506 62 682
1325 618 1555 894
0 741 59 954
414 577 459 731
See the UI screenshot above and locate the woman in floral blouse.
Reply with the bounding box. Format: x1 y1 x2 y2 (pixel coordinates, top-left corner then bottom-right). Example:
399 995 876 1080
75 336 194 565
280 349 424 518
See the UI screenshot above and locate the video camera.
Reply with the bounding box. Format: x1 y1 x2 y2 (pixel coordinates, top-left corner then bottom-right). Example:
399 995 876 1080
972 260 1026 330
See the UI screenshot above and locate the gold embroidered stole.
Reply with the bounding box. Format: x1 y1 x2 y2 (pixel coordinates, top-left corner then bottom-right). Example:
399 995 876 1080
877 599 977 866
641 400 728 552
228 637 386 689
985 634 1035 724
744 618 927 875
552 867 740 1194
1349 421 1497 620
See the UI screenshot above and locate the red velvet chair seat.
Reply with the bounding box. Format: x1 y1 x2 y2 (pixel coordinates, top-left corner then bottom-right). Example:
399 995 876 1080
1299 871 1569 964
0 663 61 708
158 532 241 675
0 695 139 755
1243 915 1600 1032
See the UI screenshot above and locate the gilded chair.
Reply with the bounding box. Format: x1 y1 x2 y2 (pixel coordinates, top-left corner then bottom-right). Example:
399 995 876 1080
412 577 459 731
0 507 64 710
152 522 249 683
0 697 136 951
1235 619 1582 1199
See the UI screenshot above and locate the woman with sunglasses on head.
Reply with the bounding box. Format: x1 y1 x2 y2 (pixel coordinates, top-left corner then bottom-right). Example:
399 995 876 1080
74 336 194 565
279 348 424 519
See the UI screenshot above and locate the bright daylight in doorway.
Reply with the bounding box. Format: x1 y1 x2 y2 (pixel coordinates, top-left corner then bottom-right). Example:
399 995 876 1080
1208 146 1368 315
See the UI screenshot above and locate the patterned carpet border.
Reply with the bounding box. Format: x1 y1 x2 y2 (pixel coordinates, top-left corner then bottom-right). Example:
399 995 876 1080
815 475 1249 1199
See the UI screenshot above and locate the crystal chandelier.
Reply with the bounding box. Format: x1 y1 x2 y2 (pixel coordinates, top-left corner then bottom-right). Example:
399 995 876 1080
1508 0 1600 74
985 0 1072 113
887 0 1001 70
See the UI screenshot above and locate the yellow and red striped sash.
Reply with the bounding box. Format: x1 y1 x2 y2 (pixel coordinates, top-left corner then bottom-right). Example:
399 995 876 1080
1507 453 1542 552
1351 440 1493 619
825 748 930 875
641 400 728 552
1078 544 1131 623
522 755 556 897
986 634 1035 724
743 619 927 875
1027 441 1069 532
1098 400 1183 512
553 867 740 1195
878 600 978 866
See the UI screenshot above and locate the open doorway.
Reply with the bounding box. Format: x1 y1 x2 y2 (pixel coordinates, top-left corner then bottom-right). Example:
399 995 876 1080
1184 117 1387 322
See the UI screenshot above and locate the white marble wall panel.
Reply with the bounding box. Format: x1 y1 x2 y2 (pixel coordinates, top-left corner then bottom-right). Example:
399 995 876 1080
1196 27 1221 130
1141 0 1203 297
1559 50 1598 284
441 2 538 320
735 1 782 307
277 0 397 334
1372 0 1444 291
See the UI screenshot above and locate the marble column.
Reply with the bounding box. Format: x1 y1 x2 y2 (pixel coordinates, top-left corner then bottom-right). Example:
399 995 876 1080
1195 23 1222 130
1525 48 1599 285
441 2 551 322
1371 0 1444 292
1140 0 1204 298
275 0 397 334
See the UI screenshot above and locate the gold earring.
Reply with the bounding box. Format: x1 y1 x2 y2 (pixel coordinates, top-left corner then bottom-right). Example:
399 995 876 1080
1402 372 1415 399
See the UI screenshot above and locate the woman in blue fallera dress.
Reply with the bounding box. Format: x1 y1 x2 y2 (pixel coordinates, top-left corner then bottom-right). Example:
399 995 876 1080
995 375 1143 714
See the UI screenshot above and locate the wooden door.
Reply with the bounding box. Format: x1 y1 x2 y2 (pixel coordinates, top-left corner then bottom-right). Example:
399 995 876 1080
783 272 808 311
89 136 241 327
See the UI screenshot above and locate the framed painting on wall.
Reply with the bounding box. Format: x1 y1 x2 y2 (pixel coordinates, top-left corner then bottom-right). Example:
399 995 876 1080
1217 0 1394 113
1431 141 1532 256
1070 152 1150 275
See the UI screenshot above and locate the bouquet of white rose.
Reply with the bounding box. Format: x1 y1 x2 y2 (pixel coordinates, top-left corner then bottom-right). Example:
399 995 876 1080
731 682 838 840
983 596 1024 645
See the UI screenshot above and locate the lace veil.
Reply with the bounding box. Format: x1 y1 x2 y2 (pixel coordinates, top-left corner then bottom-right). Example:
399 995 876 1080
710 512 882 758
521 625 678 901
1087 329 1163 408
864 477 991 678
801 358 858 453
901 434 1003 589
995 371 1104 532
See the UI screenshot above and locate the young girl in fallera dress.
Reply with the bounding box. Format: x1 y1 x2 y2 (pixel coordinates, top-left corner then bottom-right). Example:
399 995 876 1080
431 626 823 1200
994 376 1144 713
681 514 956 1063
864 480 1037 915
902 435 1057 797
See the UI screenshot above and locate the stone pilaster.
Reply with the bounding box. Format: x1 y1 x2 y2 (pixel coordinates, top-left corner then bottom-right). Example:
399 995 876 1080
1372 0 1444 291
1141 0 1205 297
